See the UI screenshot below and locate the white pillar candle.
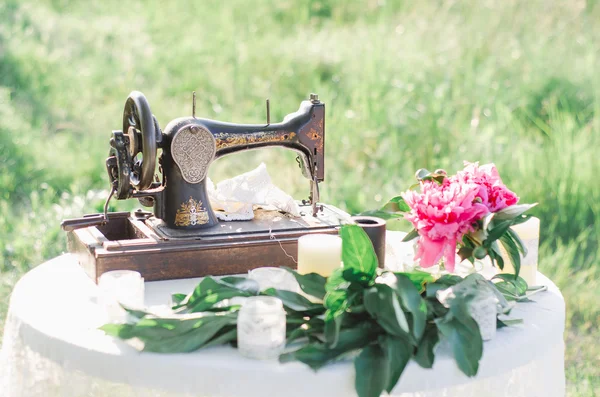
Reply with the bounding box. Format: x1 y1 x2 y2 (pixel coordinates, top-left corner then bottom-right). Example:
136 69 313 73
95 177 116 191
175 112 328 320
500 217 540 286
297 234 342 277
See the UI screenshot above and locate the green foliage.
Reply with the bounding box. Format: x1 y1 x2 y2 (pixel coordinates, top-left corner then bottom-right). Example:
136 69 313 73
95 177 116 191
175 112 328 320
0 0 598 392
282 267 327 300
100 225 526 397
174 276 260 313
340 224 378 284
99 312 238 353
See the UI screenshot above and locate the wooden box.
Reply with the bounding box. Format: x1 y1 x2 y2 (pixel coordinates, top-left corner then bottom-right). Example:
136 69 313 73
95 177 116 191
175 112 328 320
66 206 347 283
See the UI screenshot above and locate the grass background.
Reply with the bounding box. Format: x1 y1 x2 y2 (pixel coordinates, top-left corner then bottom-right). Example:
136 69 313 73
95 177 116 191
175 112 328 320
0 0 598 395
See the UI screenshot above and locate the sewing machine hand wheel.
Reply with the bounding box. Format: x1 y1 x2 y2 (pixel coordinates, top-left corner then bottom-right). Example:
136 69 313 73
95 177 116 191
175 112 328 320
122 91 158 190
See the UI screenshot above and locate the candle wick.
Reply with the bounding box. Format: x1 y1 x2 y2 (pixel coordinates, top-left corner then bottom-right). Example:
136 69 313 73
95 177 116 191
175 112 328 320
269 225 298 264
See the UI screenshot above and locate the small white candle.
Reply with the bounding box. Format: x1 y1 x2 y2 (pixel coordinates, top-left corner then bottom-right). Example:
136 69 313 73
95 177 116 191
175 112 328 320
248 267 300 293
297 234 342 277
500 217 540 286
237 296 286 360
98 270 145 323
469 295 498 341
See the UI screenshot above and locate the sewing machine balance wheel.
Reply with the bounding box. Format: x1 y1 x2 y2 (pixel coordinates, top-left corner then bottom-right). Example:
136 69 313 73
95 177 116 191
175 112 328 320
121 91 159 191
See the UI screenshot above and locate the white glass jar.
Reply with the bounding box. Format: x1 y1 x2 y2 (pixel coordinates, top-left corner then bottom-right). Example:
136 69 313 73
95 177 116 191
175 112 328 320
237 296 286 360
98 270 145 323
469 295 499 341
248 267 300 293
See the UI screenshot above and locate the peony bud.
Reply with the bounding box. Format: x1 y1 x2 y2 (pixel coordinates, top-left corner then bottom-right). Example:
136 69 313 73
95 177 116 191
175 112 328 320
473 246 488 259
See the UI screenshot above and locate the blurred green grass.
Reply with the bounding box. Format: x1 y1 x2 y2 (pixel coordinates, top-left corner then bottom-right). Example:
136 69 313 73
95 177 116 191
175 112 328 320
0 0 598 395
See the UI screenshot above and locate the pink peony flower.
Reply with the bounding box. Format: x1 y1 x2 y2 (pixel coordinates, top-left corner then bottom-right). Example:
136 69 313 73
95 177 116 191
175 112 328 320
403 179 489 272
453 162 519 212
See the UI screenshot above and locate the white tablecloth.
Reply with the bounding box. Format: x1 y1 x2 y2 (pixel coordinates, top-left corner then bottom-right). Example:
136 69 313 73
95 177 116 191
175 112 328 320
0 248 565 396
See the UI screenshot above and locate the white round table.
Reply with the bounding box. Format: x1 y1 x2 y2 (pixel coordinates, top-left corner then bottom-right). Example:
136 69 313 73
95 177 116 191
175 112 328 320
0 254 565 397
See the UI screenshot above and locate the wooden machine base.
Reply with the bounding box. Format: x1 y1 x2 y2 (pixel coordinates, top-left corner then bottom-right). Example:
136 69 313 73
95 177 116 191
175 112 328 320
66 205 348 282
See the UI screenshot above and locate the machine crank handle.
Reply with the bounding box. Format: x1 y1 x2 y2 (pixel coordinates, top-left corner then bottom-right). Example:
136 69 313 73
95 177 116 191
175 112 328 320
61 185 117 232
60 214 108 232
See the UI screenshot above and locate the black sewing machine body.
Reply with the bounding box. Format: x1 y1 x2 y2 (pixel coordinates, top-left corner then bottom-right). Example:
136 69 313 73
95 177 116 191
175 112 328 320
114 92 324 232
60 91 347 281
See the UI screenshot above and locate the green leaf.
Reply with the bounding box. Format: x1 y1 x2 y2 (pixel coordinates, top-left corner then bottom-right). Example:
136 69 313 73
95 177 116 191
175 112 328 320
325 268 350 292
364 285 411 338
279 343 347 371
435 315 482 376
489 240 505 270
279 344 334 370
202 326 237 349
510 214 532 226
359 196 411 220
340 224 378 282
131 316 207 340
499 233 521 279
435 293 483 377
186 278 228 303
381 196 410 213
492 274 528 294
425 274 463 298
99 323 136 339
358 210 405 220
141 315 236 353
457 246 474 262
493 282 519 300
187 290 247 312
324 289 348 311
263 288 323 313
401 228 419 242
492 274 528 302
177 277 260 312
493 203 537 221
355 344 389 397
286 317 325 344
219 276 262 294
413 326 439 369
171 293 187 306
342 268 374 285
506 228 528 257
120 304 152 319
280 327 373 370
497 318 523 328
382 335 412 393
394 274 427 340
415 168 431 180
282 268 326 300
324 310 345 348
484 219 513 245
393 271 435 293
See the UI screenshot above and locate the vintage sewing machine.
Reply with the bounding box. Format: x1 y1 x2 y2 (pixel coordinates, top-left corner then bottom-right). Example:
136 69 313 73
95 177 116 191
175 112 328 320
62 91 350 282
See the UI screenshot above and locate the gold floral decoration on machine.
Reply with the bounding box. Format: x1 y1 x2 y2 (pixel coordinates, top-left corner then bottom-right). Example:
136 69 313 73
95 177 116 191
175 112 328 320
214 132 296 150
175 197 209 227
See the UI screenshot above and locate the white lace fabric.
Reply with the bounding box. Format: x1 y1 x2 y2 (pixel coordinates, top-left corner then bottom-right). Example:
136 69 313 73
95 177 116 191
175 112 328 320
0 233 566 397
207 163 300 221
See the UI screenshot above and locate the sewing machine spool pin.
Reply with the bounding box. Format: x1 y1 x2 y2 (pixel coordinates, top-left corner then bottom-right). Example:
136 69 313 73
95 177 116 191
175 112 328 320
192 91 196 119
266 98 270 126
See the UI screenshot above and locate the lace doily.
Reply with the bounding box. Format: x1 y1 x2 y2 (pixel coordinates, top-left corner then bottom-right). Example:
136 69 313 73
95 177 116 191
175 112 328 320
207 163 301 221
